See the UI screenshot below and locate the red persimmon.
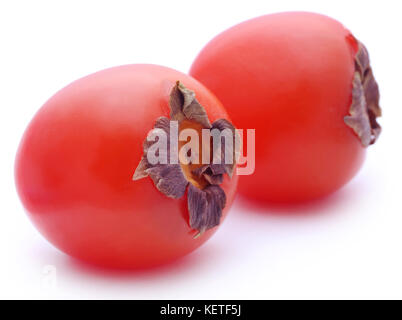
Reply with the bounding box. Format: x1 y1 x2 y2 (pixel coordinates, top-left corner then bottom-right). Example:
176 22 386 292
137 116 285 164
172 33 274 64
15 64 238 269
190 12 381 203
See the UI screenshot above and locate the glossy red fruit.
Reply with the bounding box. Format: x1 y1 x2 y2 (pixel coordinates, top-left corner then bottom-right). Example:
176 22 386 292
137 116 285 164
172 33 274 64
190 12 381 203
15 64 238 269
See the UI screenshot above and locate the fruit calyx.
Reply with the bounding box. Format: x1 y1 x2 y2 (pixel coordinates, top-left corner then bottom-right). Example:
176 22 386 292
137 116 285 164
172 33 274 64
344 40 382 147
133 81 237 237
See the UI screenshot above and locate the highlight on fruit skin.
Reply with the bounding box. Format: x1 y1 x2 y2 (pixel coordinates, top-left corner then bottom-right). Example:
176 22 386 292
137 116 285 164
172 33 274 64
190 11 382 203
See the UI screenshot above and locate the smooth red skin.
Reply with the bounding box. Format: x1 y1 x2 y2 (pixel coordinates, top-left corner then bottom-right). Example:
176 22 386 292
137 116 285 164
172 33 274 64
15 64 238 269
190 12 365 203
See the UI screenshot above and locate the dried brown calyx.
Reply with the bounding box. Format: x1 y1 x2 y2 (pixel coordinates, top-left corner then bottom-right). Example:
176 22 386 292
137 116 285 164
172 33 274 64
344 40 382 147
133 82 238 237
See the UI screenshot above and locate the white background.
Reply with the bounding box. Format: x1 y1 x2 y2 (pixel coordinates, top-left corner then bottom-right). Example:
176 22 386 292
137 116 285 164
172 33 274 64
0 0 401 299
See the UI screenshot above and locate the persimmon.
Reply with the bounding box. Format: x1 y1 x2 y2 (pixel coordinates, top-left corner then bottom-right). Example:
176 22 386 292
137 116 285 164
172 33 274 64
15 64 238 268
190 12 381 202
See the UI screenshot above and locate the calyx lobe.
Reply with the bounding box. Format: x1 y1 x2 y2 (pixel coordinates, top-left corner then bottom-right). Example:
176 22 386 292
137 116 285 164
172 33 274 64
133 82 237 236
344 40 382 147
